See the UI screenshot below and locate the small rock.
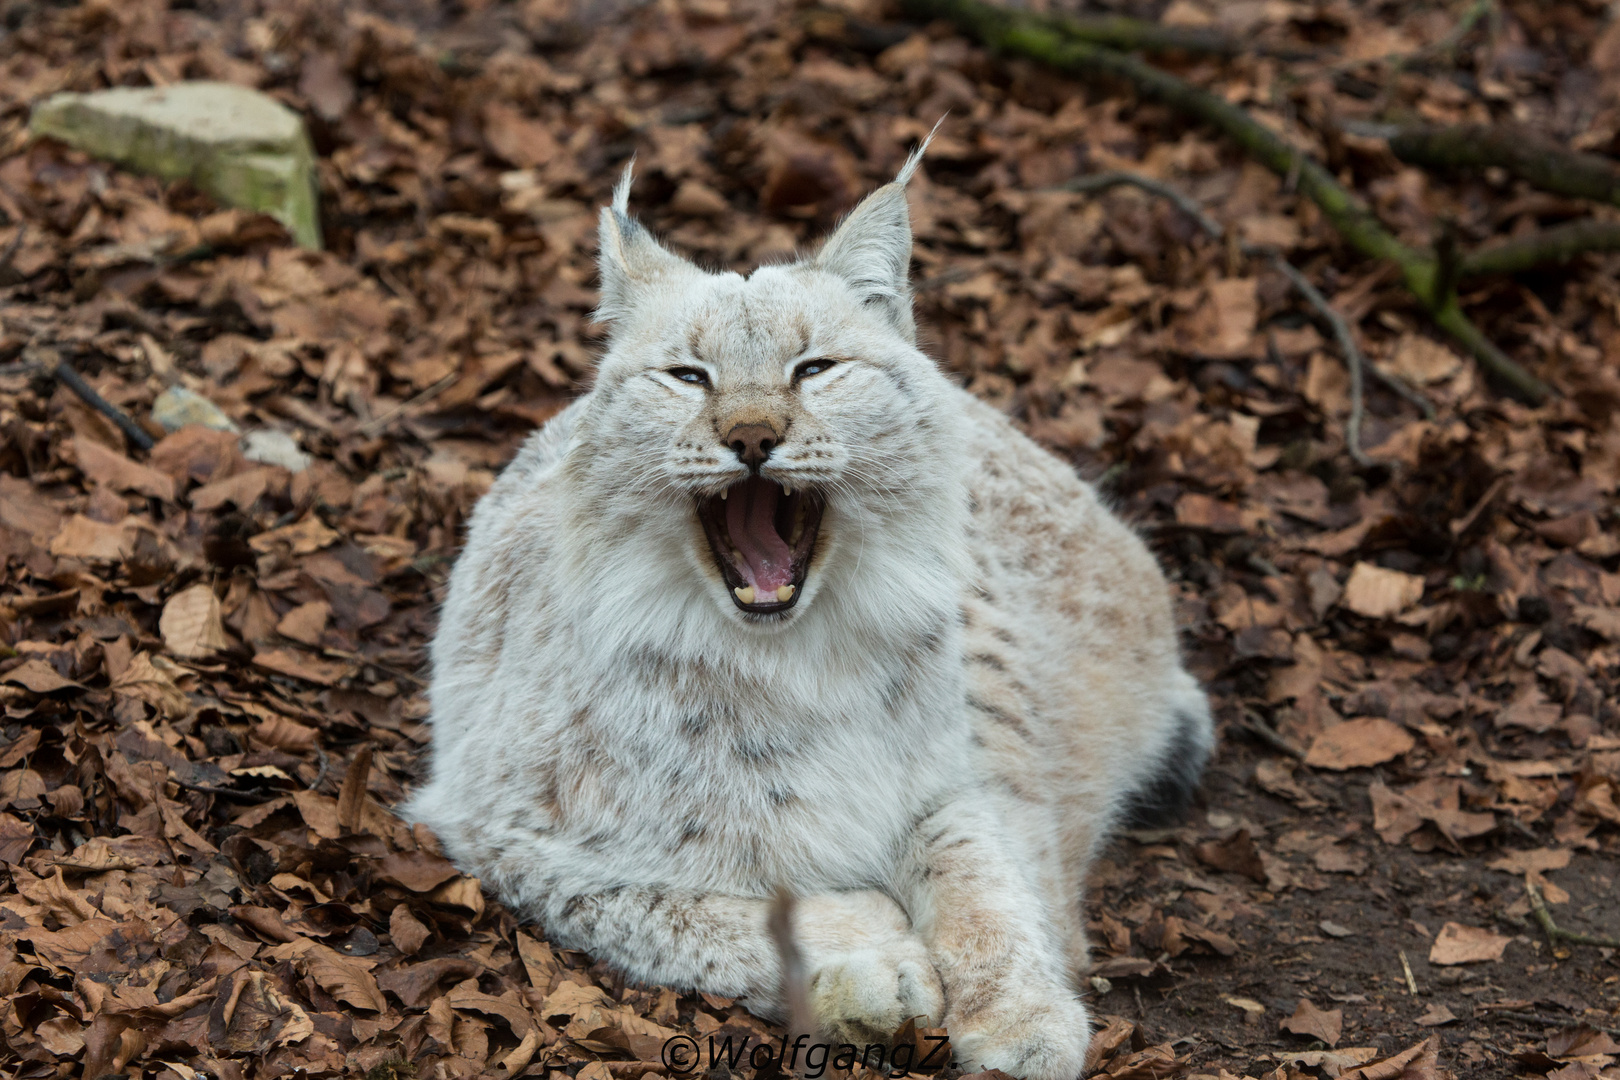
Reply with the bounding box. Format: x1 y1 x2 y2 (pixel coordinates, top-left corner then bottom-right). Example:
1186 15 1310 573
152 386 241 434
29 81 321 249
243 429 311 473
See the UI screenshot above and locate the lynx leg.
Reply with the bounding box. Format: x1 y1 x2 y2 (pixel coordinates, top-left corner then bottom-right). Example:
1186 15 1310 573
532 884 941 1037
898 799 1090 1080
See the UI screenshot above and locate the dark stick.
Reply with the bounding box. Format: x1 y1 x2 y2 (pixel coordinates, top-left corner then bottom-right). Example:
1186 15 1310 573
43 350 157 451
1242 709 1307 760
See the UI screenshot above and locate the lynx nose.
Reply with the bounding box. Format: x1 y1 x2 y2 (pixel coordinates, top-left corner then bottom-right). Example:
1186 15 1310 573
725 423 778 469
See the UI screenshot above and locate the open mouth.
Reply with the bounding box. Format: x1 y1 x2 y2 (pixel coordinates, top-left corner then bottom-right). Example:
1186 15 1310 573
696 476 824 614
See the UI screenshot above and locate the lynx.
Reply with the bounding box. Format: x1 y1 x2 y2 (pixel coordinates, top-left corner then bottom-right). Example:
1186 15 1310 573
406 148 1214 1080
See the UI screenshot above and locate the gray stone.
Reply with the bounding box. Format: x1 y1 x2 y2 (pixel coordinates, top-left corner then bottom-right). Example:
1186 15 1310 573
30 82 321 249
152 385 241 434
243 429 312 474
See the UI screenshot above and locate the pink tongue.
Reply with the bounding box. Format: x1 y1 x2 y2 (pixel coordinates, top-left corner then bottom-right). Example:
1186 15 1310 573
726 478 793 592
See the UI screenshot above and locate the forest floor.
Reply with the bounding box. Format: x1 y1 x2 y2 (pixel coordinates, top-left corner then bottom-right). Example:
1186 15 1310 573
0 0 1618 1078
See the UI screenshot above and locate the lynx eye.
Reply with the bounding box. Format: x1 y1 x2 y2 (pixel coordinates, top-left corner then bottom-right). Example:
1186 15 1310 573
793 358 837 382
667 367 710 387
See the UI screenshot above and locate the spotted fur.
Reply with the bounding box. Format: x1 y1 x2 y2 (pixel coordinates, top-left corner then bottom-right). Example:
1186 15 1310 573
406 153 1213 1080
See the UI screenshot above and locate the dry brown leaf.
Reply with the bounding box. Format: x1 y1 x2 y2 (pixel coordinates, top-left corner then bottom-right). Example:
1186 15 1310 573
3 659 82 694
110 653 193 719
1496 686 1563 733
1338 1035 1443 1080
389 903 431 956
1487 848 1571 874
48 515 138 561
376 849 461 892
1280 997 1343 1047
1415 1004 1457 1026
1385 334 1462 386
1428 922 1511 965
1305 718 1416 770
428 875 486 918
159 584 230 659
336 744 373 833
251 647 350 686
73 434 175 501
1194 829 1267 882
276 600 329 646
1340 562 1425 619
248 514 339 556
265 939 386 1011
0 812 34 863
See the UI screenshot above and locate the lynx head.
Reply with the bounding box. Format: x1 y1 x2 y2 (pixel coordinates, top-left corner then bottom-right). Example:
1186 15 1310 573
563 144 968 638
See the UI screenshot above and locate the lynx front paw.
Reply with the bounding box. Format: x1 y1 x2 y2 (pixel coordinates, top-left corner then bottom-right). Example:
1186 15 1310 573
809 940 944 1046
948 995 1090 1080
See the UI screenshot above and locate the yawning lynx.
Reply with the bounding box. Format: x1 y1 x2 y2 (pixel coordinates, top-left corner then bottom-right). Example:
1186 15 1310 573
406 148 1213 1080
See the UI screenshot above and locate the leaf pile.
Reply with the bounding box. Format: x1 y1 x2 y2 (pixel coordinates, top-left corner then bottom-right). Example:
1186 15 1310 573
0 0 1617 1077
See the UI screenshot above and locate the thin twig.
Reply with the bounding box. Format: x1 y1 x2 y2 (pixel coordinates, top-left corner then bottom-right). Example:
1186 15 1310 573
170 774 282 804
1241 709 1307 760
768 889 818 1041
358 370 460 438
1261 254 1363 465
1398 949 1419 995
1061 171 1225 238
1527 879 1620 949
322 647 429 688
1449 475 1507 537
311 745 331 791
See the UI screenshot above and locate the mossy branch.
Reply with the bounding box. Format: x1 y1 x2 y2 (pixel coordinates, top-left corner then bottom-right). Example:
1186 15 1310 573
1527 879 1620 951
1034 13 1316 61
903 0 1555 405
1390 124 1620 208
1460 220 1620 277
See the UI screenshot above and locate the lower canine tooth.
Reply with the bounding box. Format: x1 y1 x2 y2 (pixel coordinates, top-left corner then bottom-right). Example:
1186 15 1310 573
776 584 795 602
734 586 755 605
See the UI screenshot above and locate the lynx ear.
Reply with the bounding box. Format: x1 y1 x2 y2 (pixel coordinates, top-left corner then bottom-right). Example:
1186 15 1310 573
811 138 932 340
596 162 694 323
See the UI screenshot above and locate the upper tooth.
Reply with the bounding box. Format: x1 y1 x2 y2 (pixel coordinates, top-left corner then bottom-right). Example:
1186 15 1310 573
734 586 755 605
719 489 728 500
782 484 793 496
776 585 795 603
